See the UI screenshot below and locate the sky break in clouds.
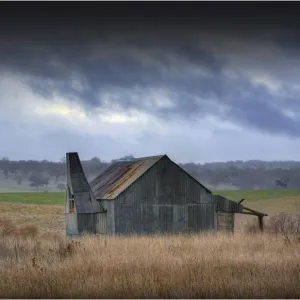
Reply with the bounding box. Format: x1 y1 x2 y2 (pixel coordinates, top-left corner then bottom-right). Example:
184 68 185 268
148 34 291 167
0 2 300 163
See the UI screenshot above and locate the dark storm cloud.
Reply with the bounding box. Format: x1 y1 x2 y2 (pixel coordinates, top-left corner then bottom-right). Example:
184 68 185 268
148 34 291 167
1 2 300 137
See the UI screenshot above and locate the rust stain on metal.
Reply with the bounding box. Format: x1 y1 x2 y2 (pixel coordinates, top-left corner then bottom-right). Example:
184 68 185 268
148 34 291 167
70 198 75 213
101 165 131 190
105 161 146 199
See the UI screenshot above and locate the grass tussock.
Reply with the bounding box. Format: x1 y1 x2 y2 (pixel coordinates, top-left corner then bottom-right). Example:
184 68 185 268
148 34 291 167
244 212 300 241
0 218 38 238
1 217 300 298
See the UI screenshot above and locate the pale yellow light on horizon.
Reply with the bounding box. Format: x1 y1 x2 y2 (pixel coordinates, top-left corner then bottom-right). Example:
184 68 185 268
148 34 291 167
33 100 156 131
34 101 87 120
100 112 142 124
249 73 282 94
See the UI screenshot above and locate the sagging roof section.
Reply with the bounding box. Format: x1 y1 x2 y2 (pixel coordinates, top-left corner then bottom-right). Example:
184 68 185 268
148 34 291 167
90 155 165 200
214 195 244 213
214 194 268 216
66 152 104 213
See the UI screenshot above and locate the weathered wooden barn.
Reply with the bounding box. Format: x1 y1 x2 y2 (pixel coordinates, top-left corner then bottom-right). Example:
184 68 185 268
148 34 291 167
65 152 267 237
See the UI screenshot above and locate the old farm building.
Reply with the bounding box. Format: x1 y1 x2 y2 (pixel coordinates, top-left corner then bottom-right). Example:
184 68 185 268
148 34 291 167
65 152 267 237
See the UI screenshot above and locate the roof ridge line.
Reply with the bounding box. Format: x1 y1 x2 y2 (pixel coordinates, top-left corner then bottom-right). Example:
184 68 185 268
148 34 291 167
115 154 166 162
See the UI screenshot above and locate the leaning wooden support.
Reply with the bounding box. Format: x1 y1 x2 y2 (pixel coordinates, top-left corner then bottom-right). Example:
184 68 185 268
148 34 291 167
243 205 268 217
258 216 264 232
238 198 245 204
239 203 267 232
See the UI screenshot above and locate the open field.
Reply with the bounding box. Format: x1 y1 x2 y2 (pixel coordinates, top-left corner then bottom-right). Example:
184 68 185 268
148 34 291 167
0 189 300 298
0 189 299 236
0 202 65 235
218 188 300 202
0 192 64 205
1 188 299 206
0 189 299 234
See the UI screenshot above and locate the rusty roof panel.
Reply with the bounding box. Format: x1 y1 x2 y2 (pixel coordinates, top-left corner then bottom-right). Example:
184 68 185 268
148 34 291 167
90 155 165 200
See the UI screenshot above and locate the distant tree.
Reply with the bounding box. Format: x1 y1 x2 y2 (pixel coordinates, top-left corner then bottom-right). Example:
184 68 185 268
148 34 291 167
111 155 135 163
48 163 65 183
121 155 134 160
55 169 65 182
275 177 290 189
16 174 22 185
8 162 18 177
29 173 49 191
3 155 300 191
57 183 66 191
90 157 101 164
2 168 9 179
1 157 10 179
29 182 39 189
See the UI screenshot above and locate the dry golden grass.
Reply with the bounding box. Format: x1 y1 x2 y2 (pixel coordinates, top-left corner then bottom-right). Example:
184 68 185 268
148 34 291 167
0 202 65 235
1 217 300 298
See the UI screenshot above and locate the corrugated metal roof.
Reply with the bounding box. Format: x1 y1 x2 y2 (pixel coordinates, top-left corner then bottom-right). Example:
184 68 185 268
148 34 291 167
90 155 165 200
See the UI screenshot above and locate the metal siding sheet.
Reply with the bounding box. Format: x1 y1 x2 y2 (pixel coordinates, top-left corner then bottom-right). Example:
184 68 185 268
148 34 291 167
73 192 102 214
140 204 157 234
96 212 107 234
154 157 213 206
166 206 173 233
113 156 217 235
65 213 78 236
217 211 235 232
208 203 217 230
187 204 216 232
188 205 196 231
157 205 173 233
173 205 188 232
159 205 167 233
77 213 99 234
65 189 69 214
215 195 243 213
173 205 178 231
98 200 115 235
136 202 143 234
152 205 160 233
115 192 143 235
113 160 160 235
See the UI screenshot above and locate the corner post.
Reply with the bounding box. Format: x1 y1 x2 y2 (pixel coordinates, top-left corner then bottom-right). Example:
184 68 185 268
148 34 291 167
258 216 264 232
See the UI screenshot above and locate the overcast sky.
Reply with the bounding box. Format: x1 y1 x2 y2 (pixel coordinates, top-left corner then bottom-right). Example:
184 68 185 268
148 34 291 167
0 2 300 163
